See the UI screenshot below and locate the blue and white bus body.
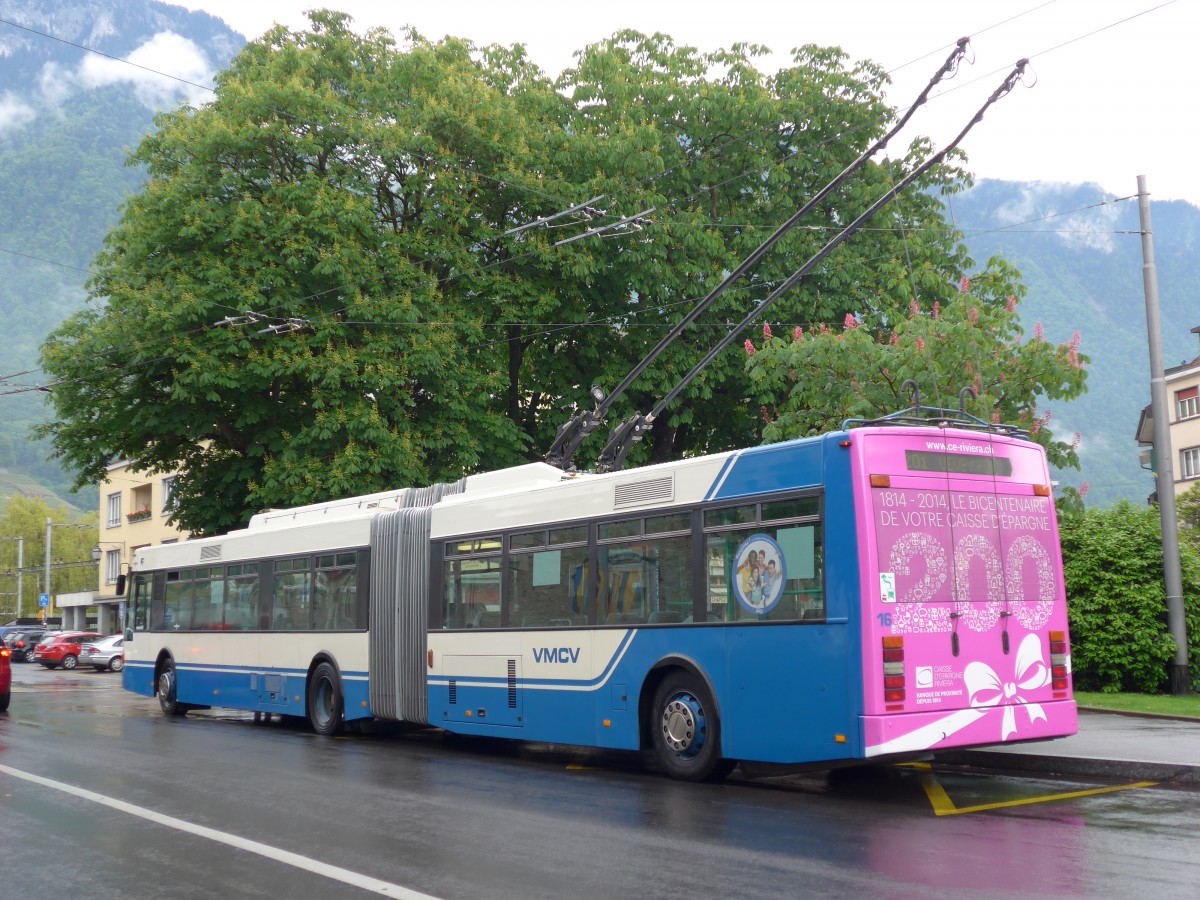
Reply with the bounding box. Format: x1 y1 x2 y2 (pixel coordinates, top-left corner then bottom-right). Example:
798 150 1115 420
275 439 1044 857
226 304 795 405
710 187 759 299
425 436 862 766
123 422 1075 775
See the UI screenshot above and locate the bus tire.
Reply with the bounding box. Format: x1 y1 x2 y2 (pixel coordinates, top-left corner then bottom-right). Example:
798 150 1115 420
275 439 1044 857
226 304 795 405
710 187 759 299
307 662 343 736
650 671 730 782
157 659 187 717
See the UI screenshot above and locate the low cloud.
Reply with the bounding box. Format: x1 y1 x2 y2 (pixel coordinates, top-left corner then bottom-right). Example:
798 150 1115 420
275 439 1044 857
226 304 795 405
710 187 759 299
994 182 1119 254
0 91 36 133
77 31 215 108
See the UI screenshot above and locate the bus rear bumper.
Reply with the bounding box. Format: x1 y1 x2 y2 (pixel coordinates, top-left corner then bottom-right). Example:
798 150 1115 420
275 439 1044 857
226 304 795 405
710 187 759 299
863 699 1078 758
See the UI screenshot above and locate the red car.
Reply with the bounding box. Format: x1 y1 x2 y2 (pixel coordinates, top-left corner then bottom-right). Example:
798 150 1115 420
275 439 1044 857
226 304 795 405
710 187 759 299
1 644 11 711
31 632 101 670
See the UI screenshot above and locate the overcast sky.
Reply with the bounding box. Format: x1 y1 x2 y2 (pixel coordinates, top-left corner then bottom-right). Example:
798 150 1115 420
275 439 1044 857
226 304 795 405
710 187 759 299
168 1 1193 207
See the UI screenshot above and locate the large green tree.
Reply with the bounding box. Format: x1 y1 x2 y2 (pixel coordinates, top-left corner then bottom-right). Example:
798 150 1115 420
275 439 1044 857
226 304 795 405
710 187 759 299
38 12 556 534
537 34 974 464
38 13 1017 533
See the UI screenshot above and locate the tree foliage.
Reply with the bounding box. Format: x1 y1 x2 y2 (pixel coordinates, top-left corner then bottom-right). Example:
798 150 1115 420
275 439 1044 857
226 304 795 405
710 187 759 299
1059 501 1200 693
545 34 973 463
745 261 1089 468
39 13 1030 533
1176 481 1200 544
0 496 97 620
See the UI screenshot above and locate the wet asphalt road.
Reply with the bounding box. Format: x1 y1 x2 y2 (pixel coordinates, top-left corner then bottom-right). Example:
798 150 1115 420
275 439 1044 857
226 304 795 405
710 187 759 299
2 663 1198 899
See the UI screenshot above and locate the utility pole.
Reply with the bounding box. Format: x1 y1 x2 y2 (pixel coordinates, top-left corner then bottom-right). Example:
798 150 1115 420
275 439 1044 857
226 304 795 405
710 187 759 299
44 516 52 625
1138 174 1190 694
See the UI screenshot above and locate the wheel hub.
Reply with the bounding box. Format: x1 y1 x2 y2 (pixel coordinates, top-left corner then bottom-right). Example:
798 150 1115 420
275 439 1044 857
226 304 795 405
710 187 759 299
661 693 706 756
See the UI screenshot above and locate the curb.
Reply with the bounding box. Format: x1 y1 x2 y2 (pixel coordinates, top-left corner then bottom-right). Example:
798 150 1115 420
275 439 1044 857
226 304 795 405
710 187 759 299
1077 705 1200 724
935 748 1200 785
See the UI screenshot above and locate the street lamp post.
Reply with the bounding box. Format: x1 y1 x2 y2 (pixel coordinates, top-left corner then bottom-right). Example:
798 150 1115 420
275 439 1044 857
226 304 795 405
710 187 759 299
0 536 22 619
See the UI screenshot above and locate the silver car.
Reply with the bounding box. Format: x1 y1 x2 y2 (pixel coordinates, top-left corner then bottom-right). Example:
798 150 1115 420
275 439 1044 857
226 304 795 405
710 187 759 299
78 634 124 672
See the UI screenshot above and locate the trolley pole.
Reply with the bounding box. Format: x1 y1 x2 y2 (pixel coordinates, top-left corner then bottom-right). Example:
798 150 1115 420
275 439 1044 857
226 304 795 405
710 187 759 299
1138 174 1190 694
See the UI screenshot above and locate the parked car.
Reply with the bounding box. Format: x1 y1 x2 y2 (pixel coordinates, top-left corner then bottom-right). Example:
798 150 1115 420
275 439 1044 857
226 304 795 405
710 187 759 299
31 632 101 670
0 643 10 711
78 634 124 672
0 624 45 644
4 629 47 662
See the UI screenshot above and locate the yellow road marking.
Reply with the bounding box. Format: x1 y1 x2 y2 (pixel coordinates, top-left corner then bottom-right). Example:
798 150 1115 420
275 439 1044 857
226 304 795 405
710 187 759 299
902 762 1157 816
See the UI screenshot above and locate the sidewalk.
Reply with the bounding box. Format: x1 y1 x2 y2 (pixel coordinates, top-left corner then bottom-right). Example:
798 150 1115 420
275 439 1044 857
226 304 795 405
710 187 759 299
936 709 1200 784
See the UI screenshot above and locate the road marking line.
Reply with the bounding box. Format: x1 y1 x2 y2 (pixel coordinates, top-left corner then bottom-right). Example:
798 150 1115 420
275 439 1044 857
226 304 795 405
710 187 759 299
0 763 439 899
903 763 1157 816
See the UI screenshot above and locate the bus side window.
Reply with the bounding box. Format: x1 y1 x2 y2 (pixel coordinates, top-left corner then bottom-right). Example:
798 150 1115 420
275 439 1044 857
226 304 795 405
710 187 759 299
272 558 311 631
509 545 587 628
703 520 824 623
443 555 501 630
313 566 356 630
164 572 194 631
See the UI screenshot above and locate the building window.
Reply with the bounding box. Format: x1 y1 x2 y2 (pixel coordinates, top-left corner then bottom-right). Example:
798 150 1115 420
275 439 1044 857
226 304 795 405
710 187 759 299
1182 447 1200 480
161 476 177 514
105 549 121 585
106 493 121 528
1177 386 1200 421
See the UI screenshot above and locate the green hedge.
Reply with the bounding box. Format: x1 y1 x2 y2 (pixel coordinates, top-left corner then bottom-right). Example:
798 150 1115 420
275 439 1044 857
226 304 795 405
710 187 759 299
1059 501 1200 693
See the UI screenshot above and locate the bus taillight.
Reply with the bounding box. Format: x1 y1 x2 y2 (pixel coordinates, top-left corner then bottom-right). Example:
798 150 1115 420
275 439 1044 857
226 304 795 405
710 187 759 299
882 636 905 703
1049 629 1070 691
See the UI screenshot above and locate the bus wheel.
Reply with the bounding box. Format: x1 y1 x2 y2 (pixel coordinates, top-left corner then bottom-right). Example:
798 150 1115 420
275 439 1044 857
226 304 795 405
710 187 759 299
307 662 343 736
157 659 186 717
651 672 730 782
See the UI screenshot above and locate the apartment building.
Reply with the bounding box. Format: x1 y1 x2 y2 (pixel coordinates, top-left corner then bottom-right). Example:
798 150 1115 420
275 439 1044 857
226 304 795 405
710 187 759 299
59 460 189 633
1136 325 1200 501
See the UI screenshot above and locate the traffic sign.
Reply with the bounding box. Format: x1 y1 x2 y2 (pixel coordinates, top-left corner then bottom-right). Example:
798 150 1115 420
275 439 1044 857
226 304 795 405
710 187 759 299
38 594 49 607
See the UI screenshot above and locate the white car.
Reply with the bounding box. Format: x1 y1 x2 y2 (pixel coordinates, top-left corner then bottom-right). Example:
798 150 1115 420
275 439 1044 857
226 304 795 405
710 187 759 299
78 634 124 672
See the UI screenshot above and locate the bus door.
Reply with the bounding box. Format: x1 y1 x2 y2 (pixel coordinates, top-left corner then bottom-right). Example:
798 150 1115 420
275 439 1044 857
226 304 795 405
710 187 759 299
121 572 154 695
869 430 959 659
911 432 1059 664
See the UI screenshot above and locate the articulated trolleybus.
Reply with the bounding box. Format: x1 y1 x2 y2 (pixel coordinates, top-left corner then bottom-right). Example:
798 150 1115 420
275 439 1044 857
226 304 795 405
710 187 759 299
123 410 1076 780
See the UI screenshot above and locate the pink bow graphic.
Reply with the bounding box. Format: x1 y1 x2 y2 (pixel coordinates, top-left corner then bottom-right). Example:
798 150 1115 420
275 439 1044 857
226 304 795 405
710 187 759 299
964 633 1051 741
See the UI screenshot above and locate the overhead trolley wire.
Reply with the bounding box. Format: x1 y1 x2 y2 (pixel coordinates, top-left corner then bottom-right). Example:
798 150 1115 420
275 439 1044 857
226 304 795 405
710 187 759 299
592 59 1031 474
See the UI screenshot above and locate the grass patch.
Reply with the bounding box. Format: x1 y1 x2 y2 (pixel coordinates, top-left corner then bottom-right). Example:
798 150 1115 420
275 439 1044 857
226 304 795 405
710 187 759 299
1075 691 1200 719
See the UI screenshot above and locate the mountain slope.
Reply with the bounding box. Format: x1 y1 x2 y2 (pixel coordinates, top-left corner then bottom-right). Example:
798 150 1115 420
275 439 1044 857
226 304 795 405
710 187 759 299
0 0 245 506
952 179 1200 507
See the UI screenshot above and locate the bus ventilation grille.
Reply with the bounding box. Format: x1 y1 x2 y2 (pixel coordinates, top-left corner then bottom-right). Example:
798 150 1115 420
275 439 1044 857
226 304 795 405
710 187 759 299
507 660 517 708
199 544 222 561
448 680 457 705
613 476 674 509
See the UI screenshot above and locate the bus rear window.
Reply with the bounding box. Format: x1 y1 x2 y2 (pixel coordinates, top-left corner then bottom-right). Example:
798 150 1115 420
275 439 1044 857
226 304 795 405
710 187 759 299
905 450 1013 477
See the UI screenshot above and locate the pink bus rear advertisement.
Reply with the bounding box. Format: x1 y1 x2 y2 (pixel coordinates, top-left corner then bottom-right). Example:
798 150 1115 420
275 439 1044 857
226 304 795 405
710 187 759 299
854 427 1076 757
